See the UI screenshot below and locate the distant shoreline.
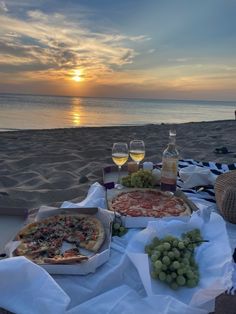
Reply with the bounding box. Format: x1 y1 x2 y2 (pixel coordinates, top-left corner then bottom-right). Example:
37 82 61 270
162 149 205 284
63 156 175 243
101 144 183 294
0 91 235 104
0 119 235 133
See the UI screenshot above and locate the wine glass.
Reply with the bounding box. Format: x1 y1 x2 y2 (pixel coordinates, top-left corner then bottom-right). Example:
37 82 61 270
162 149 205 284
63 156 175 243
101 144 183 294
112 142 129 189
129 140 145 166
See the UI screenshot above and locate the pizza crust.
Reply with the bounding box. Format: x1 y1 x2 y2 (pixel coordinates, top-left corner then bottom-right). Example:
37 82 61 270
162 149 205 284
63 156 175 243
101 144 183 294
44 255 89 264
13 214 106 265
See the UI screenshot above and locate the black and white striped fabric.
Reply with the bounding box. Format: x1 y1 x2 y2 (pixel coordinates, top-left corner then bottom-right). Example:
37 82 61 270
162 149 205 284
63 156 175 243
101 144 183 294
177 159 236 204
178 159 236 277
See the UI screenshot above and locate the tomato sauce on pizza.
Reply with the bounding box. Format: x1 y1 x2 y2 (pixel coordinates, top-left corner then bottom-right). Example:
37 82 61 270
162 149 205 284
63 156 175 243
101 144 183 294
109 190 191 218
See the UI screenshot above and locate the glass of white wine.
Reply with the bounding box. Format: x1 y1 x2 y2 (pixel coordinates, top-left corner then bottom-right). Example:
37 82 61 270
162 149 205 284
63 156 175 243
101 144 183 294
112 142 129 189
129 140 145 166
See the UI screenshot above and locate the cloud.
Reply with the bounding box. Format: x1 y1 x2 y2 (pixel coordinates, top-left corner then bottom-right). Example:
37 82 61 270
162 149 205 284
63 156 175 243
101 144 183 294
0 1 8 13
0 8 149 84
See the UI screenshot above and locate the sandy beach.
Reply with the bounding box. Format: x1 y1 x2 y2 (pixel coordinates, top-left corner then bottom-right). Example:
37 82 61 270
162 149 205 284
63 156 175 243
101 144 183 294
0 119 236 314
0 120 235 210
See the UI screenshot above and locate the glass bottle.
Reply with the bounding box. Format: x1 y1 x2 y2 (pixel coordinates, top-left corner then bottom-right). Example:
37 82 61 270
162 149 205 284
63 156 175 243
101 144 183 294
160 129 179 192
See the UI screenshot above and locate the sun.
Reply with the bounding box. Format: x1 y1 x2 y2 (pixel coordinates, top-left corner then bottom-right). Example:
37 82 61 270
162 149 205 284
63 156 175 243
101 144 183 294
72 69 83 82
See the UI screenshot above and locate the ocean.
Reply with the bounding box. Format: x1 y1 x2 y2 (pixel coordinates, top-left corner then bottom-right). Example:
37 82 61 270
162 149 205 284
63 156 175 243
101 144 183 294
0 93 235 131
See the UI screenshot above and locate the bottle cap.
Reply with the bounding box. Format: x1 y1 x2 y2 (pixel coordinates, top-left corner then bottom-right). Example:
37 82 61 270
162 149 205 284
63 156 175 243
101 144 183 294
169 129 176 136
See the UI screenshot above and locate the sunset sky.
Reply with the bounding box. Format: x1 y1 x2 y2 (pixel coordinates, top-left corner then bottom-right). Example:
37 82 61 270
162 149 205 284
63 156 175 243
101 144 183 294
0 0 236 100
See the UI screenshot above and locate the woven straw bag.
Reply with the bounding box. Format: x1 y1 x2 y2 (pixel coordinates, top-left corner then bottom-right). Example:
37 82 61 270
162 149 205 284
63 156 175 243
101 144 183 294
214 170 236 223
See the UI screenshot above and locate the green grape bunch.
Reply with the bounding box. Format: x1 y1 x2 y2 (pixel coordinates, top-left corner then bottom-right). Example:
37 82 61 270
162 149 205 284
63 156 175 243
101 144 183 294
122 169 154 188
145 229 207 290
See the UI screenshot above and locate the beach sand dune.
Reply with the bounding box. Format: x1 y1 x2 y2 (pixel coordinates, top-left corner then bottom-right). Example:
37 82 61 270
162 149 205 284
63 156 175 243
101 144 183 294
0 120 235 209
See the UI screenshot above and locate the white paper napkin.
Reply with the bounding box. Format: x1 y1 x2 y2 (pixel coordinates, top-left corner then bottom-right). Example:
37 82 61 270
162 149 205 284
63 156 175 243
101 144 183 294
61 182 107 209
179 165 217 188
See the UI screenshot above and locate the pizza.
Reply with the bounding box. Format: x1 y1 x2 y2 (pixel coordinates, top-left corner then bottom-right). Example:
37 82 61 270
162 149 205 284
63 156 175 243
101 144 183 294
13 214 105 264
108 189 191 218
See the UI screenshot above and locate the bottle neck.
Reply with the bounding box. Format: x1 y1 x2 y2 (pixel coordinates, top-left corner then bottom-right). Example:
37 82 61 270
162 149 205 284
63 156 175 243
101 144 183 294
169 134 176 146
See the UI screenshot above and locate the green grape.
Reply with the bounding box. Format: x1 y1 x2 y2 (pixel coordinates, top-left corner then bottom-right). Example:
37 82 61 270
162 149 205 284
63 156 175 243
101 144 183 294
152 237 160 246
173 249 180 259
178 241 185 250
189 256 196 266
161 264 168 271
186 270 194 279
163 242 171 250
176 275 186 286
172 261 180 269
164 235 175 242
113 222 120 230
170 282 179 290
163 251 169 256
162 256 171 265
166 274 172 284
154 250 161 259
188 244 194 250
172 240 178 247
154 267 162 275
151 254 159 262
159 271 166 281
171 272 177 279
182 257 189 265
168 251 175 259
179 262 185 269
177 268 185 275
183 239 190 246
157 244 164 252
154 260 163 269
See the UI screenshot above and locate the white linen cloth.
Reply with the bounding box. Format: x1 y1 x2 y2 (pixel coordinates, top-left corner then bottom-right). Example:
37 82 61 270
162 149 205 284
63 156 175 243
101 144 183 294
179 165 217 189
0 182 234 314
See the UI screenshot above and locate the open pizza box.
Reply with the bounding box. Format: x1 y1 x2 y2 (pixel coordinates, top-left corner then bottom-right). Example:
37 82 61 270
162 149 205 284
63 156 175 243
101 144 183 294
0 207 28 259
107 188 198 229
5 206 113 275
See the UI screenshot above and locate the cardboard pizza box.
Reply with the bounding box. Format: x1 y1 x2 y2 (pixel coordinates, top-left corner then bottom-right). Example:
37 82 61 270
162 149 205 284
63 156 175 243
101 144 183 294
5 207 113 275
106 188 198 228
0 207 28 258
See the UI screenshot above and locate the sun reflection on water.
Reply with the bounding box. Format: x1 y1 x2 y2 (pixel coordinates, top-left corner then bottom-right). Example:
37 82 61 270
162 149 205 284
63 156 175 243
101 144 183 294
71 98 83 127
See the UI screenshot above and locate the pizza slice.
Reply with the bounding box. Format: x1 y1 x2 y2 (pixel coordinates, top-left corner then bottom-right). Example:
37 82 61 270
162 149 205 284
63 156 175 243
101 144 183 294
12 214 106 265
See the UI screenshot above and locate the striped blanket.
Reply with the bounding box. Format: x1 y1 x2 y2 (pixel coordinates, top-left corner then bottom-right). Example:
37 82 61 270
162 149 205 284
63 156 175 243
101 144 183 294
178 159 236 294
178 159 236 204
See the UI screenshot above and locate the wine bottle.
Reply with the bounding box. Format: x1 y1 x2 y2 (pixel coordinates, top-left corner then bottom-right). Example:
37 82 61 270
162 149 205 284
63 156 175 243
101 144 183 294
160 129 179 192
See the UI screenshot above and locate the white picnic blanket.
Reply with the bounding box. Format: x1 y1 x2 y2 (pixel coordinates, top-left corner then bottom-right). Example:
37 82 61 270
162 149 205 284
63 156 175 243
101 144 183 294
1 157 236 314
